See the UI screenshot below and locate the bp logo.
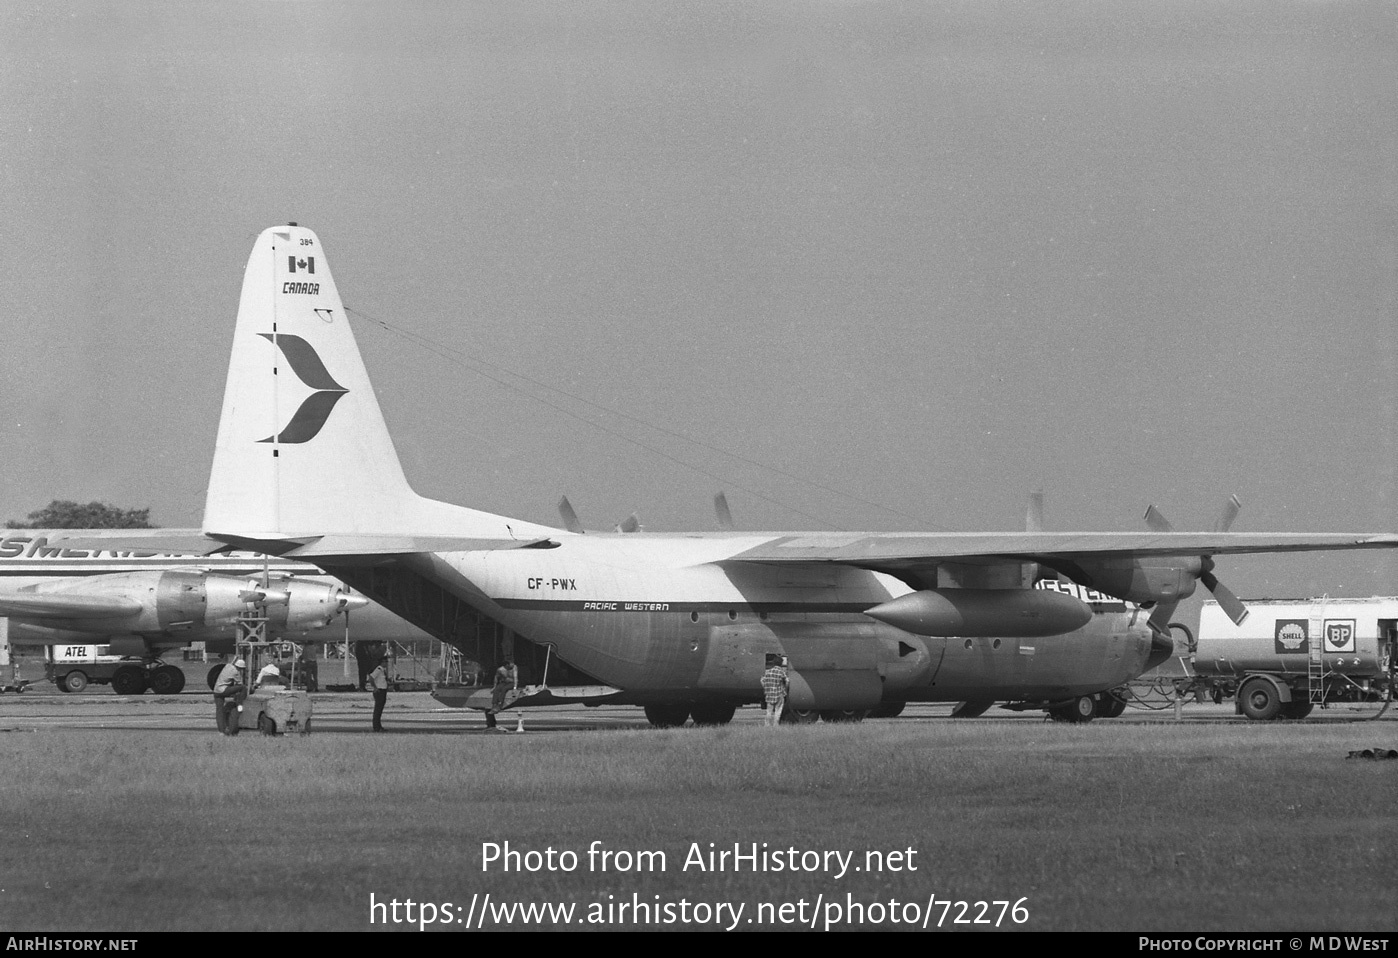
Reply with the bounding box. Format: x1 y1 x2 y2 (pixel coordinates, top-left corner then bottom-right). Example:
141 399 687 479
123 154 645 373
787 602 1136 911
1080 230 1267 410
1274 619 1308 654
256 333 348 444
1323 620 1356 653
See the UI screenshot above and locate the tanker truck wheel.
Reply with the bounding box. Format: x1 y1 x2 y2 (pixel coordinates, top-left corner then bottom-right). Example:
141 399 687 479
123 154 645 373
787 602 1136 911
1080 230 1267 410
1239 678 1282 721
1280 699 1314 720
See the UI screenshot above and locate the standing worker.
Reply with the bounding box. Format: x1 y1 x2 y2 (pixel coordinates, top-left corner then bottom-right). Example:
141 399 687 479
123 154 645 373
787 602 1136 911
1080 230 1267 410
761 654 789 726
368 655 389 732
213 658 247 736
485 654 517 730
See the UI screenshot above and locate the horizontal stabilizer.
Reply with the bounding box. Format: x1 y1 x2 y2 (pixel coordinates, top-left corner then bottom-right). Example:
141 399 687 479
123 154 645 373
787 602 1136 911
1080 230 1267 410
45 531 226 556
208 533 559 558
0 593 143 619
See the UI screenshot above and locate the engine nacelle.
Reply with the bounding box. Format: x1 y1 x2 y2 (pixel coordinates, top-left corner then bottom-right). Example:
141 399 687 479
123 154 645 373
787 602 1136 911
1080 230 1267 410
1067 557 1201 606
263 576 365 631
863 588 1093 637
12 570 362 636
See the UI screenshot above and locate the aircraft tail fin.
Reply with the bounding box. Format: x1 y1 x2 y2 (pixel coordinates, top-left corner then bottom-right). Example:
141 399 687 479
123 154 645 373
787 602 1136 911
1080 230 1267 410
204 224 551 544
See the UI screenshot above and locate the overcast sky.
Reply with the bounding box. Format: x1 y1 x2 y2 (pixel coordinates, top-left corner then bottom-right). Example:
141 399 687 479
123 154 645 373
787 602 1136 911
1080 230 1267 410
2 1 1394 607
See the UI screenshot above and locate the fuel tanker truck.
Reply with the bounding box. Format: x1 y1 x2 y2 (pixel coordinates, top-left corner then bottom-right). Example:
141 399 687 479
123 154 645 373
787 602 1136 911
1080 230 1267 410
1191 597 1397 719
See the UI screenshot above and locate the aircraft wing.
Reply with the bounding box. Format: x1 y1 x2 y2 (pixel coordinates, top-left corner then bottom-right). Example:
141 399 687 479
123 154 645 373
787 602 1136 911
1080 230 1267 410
0 593 143 618
726 531 1398 569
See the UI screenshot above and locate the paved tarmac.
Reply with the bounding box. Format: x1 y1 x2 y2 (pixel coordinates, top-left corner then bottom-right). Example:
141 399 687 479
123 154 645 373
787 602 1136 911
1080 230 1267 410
0 682 1392 735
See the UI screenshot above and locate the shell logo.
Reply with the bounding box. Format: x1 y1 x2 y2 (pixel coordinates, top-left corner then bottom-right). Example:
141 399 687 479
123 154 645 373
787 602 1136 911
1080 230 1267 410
1275 620 1308 653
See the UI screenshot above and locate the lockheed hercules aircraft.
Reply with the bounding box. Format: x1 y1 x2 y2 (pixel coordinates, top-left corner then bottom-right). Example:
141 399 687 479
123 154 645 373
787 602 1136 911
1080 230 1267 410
65 225 1398 723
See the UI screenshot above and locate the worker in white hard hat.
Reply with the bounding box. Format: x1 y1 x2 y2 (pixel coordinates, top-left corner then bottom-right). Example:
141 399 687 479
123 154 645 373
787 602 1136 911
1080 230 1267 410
213 658 247 736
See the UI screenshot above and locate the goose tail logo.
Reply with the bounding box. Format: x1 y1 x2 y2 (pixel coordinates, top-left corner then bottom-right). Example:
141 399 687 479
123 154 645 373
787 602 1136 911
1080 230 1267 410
256 333 348 444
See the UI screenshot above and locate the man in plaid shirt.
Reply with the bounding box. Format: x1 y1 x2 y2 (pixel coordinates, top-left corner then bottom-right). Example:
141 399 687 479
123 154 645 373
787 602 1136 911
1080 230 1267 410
761 654 789 726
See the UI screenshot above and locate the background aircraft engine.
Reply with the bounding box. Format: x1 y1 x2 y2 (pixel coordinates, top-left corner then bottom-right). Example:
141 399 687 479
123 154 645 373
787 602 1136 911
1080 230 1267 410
1065 557 1202 607
863 588 1093 637
188 572 278 624
264 577 364 631
16 570 281 633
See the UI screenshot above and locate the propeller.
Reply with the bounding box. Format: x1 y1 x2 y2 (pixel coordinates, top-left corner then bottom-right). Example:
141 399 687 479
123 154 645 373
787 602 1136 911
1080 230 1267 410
1025 490 1045 533
557 496 585 534
1143 495 1249 628
714 492 735 531
1025 491 1072 586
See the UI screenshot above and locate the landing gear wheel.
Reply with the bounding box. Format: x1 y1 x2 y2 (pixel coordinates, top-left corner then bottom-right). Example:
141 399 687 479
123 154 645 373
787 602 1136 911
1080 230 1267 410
869 701 905 718
781 708 820 724
688 703 736 726
207 666 223 690
111 667 148 696
818 709 867 723
258 713 277 736
1094 690 1127 718
1050 695 1096 723
643 704 690 728
1239 679 1282 721
950 700 993 719
1280 699 1314 720
149 665 186 695
63 671 88 693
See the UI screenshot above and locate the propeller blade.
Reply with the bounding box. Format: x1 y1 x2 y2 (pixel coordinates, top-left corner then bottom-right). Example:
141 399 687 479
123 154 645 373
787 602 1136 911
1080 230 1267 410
1146 599 1178 635
1026 491 1071 584
714 492 734 531
615 514 640 534
1212 494 1242 533
1201 572 1249 625
1025 491 1044 533
1143 504 1174 533
557 496 585 534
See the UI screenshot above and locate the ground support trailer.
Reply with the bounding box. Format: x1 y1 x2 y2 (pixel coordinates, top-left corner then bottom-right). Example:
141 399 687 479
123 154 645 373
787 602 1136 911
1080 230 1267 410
1191 597 1397 720
44 643 187 694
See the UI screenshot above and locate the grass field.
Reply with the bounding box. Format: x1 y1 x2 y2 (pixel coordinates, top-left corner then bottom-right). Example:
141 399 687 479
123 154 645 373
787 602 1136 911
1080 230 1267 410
2 713 1396 931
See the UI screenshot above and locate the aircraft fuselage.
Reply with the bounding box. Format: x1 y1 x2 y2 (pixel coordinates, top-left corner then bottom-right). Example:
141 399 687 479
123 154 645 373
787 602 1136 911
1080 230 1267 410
414 532 1152 709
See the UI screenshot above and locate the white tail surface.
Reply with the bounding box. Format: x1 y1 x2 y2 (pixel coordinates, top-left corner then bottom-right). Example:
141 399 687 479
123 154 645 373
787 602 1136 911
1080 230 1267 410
204 225 546 542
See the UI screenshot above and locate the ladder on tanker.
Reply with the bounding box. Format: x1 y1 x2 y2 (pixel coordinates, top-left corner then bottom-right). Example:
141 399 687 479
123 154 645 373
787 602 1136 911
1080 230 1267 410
1308 597 1326 707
